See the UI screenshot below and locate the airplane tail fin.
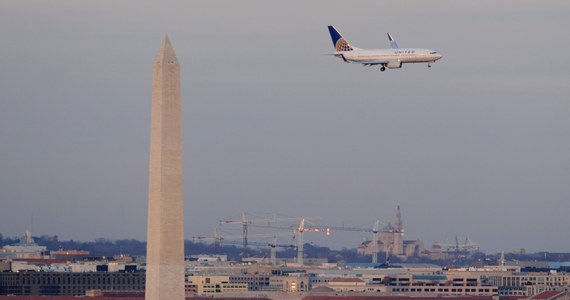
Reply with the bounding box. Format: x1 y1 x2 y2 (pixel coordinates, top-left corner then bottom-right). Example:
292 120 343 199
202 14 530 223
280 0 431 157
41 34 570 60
328 25 354 52
387 33 399 49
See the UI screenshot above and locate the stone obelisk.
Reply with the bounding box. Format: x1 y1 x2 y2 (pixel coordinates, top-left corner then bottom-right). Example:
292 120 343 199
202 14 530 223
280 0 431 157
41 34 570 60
146 36 184 300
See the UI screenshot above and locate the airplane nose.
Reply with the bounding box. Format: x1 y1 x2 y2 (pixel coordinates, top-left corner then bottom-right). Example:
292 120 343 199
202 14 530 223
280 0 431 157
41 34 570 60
436 54 443 60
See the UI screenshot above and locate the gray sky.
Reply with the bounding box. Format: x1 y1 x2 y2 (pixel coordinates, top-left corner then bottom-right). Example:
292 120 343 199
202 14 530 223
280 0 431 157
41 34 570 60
1 0 569 253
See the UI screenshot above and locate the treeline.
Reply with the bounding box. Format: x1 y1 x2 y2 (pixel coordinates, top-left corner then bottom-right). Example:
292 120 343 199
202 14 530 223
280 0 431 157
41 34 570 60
0 233 385 263
0 234 147 257
4 233 567 265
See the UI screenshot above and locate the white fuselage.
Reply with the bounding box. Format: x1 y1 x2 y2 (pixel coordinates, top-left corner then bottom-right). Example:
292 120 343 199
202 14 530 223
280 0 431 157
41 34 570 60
339 48 443 66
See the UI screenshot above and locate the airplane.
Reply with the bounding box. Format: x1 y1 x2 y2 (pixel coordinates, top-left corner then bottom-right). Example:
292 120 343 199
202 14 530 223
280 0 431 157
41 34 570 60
327 25 443 71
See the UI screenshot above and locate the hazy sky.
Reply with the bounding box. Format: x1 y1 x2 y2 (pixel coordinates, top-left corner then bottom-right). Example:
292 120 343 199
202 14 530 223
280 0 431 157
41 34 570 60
1 0 569 253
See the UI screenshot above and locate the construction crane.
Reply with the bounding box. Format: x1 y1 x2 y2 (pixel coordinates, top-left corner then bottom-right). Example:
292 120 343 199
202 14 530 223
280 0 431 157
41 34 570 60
441 236 480 267
443 236 479 253
372 220 380 264
266 236 296 265
294 218 330 265
191 227 224 248
218 212 250 248
241 239 296 266
219 212 318 248
192 231 289 244
192 233 295 265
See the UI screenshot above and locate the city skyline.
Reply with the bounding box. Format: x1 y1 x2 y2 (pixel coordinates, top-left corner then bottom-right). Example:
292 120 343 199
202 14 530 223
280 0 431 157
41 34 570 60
1 0 570 253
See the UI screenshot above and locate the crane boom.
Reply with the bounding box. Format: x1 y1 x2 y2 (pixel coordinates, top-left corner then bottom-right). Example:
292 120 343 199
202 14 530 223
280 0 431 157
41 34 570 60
219 213 320 248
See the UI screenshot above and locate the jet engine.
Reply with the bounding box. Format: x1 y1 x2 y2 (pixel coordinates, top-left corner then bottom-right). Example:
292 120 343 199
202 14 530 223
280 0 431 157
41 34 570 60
386 61 402 69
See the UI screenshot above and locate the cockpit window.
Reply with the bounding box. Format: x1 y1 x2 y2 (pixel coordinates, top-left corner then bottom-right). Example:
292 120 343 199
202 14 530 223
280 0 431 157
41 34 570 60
430 51 437 54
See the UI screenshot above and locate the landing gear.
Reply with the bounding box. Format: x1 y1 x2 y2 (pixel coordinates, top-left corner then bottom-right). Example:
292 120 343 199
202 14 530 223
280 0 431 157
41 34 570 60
427 63 432 68
380 66 386 72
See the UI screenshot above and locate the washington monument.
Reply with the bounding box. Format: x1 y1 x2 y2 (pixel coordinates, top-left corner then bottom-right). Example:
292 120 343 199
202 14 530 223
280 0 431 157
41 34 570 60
145 36 185 300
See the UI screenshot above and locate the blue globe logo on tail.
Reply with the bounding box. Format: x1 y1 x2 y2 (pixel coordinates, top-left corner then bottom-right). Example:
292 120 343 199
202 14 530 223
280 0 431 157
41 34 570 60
335 38 353 52
328 25 354 52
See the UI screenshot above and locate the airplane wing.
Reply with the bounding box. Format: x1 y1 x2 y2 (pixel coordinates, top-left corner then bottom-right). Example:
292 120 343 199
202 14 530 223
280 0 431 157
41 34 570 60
360 60 389 66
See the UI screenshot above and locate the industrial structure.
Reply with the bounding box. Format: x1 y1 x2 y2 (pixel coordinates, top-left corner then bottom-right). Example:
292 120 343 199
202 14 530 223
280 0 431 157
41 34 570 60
294 219 330 265
218 214 330 266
